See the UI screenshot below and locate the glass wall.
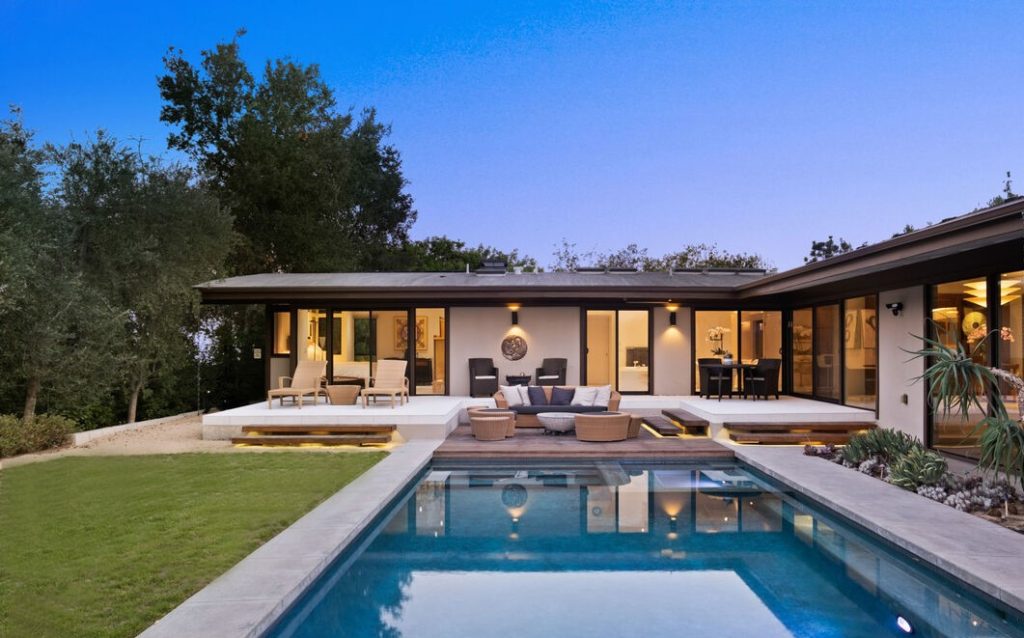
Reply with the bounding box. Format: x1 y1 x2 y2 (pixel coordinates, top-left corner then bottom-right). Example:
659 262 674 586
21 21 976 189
297 308 329 365
272 311 291 355
585 310 650 393
415 308 446 395
792 308 813 395
694 311 739 392
843 295 878 410
999 271 1023 420
331 310 372 386
929 278 989 457
814 305 841 401
740 310 783 391
618 310 650 393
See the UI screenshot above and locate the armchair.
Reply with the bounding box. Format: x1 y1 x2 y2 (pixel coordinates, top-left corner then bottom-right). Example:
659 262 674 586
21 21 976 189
469 358 499 397
535 358 567 386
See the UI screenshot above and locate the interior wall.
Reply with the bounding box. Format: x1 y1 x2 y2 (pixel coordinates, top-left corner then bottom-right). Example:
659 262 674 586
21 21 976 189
878 286 926 439
653 307 690 395
449 307 581 395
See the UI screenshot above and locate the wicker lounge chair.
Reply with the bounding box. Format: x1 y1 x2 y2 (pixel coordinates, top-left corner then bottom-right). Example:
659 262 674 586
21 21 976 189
574 411 639 442
360 359 410 408
266 360 327 409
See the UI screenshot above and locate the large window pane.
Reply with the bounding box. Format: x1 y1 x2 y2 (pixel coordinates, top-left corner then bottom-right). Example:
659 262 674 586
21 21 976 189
297 308 328 364
332 310 372 386
792 308 813 395
844 296 878 410
272 311 291 355
814 305 841 401
586 310 615 387
1000 271 1023 420
416 308 446 395
930 278 988 457
741 310 783 391
694 311 739 392
618 310 649 392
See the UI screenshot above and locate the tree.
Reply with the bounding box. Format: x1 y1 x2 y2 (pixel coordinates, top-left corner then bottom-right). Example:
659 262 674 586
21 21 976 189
804 235 855 263
551 240 770 272
380 236 538 272
49 133 235 422
0 113 119 421
158 31 415 274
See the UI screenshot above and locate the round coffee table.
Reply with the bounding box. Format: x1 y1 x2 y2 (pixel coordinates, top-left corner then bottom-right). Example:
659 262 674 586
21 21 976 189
537 412 576 434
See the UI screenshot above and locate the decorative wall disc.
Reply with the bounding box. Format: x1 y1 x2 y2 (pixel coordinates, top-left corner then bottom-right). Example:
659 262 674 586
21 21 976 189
501 335 528 361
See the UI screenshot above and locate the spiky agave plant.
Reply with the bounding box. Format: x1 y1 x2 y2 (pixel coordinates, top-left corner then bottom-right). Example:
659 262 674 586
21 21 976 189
909 326 1024 500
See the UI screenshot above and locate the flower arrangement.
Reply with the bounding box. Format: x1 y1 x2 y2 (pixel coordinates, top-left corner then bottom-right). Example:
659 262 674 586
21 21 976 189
706 326 732 357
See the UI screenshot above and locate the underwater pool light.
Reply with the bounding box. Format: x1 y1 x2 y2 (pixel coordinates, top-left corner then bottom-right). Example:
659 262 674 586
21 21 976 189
896 616 913 634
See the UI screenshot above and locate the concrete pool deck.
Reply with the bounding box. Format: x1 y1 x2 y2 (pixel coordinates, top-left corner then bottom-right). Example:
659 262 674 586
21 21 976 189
734 445 1024 613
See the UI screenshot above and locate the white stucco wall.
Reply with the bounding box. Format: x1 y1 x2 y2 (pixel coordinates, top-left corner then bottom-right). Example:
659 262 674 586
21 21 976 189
449 306 581 395
878 286 927 439
654 306 691 395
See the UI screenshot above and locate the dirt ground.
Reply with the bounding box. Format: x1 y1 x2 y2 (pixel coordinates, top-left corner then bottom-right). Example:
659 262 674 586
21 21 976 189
1 414 385 469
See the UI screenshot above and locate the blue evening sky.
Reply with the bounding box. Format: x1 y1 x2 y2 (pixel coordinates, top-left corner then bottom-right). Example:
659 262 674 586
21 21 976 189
3 1 1022 270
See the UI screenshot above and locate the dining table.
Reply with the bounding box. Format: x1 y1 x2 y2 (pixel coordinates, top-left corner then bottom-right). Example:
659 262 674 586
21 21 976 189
700 362 757 398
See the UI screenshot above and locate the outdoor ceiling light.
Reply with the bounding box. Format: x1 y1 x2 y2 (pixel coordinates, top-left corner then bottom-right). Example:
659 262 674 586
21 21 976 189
885 302 903 317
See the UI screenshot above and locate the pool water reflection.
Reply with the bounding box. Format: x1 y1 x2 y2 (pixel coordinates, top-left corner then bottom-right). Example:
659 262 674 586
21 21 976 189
269 462 1023 638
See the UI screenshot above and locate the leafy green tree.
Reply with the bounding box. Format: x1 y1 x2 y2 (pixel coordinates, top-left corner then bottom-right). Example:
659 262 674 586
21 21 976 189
804 235 855 263
0 114 119 421
552 240 769 272
49 134 235 422
381 236 538 272
158 31 415 274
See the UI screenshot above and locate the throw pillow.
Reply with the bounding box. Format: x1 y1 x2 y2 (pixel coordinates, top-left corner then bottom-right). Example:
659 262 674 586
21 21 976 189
593 384 612 407
499 385 523 407
571 386 599 406
527 385 548 406
516 385 532 406
550 386 574 406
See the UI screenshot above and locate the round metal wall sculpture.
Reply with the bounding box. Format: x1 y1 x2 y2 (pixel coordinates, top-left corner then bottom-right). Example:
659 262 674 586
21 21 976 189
501 335 528 361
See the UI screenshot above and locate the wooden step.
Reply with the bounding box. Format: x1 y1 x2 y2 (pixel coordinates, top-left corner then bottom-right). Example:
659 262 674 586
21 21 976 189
231 434 390 446
729 432 857 445
642 415 682 436
725 421 876 433
660 409 710 435
241 424 396 434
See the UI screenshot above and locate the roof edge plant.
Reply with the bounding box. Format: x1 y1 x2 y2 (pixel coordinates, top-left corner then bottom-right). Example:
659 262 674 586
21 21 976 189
907 325 1024 496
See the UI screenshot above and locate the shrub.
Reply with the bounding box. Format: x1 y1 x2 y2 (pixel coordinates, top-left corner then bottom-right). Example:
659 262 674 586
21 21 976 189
841 428 921 465
889 447 948 491
0 414 76 458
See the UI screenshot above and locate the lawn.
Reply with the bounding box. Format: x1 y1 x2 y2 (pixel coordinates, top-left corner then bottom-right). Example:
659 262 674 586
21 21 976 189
0 452 385 638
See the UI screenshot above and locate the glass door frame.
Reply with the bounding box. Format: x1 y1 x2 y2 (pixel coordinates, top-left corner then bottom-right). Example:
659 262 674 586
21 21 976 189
689 308 785 395
580 307 654 395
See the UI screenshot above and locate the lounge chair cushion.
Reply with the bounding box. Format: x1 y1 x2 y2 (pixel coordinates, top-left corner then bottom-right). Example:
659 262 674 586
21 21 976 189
474 375 497 380
550 386 574 406
527 385 548 406
537 374 560 380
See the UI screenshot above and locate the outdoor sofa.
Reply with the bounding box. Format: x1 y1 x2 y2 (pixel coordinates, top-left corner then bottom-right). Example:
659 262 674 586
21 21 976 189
492 385 621 427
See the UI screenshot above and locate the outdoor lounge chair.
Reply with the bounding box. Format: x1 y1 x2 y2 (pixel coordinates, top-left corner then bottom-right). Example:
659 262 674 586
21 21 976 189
574 411 639 442
469 358 499 397
266 360 327 409
535 358 567 386
360 359 410 408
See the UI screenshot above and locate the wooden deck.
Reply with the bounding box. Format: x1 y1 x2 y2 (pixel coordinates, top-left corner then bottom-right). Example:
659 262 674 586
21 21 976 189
433 426 734 460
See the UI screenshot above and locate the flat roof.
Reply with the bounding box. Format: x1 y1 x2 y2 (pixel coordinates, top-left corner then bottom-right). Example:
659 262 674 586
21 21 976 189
196 198 1024 305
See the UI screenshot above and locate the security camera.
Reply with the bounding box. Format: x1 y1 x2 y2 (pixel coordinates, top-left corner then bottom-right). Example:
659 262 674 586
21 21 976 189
885 302 903 317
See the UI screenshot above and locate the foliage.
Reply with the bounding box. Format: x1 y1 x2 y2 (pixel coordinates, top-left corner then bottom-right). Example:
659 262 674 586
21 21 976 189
379 235 538 272
909 327 1024 491
889 447 948 491
0 414 75 458
840 427 921 466
158 30 415 274
551 240 770 272
804 235 855 263
0 452 385 637
48 133 235 422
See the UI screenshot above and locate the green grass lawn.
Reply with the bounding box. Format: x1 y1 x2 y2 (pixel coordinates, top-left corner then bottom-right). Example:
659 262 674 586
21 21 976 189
0 452 385 638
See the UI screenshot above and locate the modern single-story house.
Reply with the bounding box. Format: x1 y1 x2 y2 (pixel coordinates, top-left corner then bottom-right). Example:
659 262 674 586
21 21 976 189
197 199 1023 458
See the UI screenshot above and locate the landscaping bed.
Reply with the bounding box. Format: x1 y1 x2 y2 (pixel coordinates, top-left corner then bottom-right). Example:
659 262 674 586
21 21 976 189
806 429 1024 533
0 452 385 638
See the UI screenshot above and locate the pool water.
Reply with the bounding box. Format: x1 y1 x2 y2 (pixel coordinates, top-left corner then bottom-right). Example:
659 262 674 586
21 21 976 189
268 461 1024 638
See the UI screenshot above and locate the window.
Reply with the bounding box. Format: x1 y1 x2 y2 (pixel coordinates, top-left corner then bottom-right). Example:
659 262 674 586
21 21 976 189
999 271 1023 421
814 305 841 401
585 310 650 393
296 309 328 363
415 308 446 395
844 295 878 410
792 308 813 395
694 311 738 391
272 311 291 355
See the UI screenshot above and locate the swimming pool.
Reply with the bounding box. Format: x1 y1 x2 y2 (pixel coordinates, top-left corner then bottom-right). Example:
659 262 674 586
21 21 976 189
268 460 1024 637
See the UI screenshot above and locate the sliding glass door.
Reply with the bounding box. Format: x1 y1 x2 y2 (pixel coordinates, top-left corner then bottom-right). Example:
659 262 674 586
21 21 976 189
694 310 782 392
585 310 650 393
791 298 877 408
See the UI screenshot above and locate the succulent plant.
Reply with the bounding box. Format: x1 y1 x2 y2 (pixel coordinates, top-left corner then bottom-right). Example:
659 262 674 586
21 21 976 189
889 447 948 491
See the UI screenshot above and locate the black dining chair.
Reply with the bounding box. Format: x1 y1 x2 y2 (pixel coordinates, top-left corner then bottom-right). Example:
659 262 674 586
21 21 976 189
697 358 722 399
744 359 781 400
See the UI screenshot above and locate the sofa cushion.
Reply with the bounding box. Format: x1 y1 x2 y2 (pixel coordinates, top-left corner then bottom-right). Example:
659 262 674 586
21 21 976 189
511 405 609 415
550 386 574 406
499 385 524 407
527 385 548 406
593 384 612 407
571 386 599 406
516 385 532 406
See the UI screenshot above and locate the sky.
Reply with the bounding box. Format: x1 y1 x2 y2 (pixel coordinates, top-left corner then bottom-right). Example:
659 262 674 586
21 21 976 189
2 1 1022 270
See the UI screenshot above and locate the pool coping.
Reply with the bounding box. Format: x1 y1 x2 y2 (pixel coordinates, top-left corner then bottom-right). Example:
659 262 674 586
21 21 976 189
138 441 439 638
733 446 1024 614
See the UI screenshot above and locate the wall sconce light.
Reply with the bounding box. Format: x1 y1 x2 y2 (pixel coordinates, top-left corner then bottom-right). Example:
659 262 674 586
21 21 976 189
508 303 521 325
885 302 903 317
666 303 679 326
